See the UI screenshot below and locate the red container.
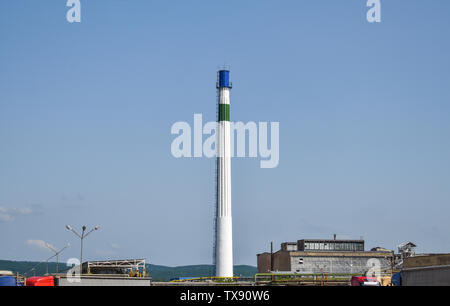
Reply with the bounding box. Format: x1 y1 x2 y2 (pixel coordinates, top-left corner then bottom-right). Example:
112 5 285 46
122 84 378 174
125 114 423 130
26 276 55 286
351 276 380 286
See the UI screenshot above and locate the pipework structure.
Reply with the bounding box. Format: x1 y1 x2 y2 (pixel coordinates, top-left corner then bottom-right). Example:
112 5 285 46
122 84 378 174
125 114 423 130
214 69 233 277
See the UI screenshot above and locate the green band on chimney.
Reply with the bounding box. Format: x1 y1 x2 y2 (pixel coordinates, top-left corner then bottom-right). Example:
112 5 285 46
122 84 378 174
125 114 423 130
219 104 230 122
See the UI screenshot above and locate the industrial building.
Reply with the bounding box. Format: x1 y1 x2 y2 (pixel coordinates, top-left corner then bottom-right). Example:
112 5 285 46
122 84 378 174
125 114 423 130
257 238 393 275
56 259 151 286
81 259 146 276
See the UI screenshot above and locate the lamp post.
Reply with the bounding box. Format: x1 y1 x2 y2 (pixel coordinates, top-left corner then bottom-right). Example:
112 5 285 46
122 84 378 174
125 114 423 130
45 243 70 274
66 224 99 274
28 253 57 277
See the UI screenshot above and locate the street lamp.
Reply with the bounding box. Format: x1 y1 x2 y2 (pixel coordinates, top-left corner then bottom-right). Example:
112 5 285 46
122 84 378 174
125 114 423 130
66 224 99 274
29 253 57 277
45 243 70 274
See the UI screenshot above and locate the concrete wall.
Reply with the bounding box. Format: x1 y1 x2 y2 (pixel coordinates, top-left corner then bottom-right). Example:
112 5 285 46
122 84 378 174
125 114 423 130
257 253 271 273
258 250 393 275
402 265 450 286
257 251 295 273
404 254 450 269
272 251 291 272
402 254 450 286
290 255 391 274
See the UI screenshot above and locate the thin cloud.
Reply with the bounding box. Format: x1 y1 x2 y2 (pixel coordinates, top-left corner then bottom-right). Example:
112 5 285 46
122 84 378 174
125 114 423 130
0 206 33 222
26 239 54 251
0 207 12 222
12 207 33 215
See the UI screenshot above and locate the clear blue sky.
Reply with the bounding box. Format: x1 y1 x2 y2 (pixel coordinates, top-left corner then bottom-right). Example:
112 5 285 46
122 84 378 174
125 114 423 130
1 0 449 266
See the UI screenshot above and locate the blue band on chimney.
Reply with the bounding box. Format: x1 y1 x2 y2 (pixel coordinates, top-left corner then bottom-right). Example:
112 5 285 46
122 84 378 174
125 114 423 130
218 70 231 88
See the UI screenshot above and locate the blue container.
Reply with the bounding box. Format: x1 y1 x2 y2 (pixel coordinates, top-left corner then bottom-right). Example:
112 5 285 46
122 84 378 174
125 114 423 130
218 70 231 88
170 277 197 281
0 276 17 286
391 272 402 286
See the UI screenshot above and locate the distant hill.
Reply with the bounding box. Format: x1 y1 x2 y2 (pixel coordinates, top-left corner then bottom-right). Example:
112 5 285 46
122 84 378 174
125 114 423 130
0 260 61 277
0 260 257 282
148 264 257 281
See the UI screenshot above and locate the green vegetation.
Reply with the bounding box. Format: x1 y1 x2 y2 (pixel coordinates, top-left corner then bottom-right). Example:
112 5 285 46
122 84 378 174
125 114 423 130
0 260 62 276
0 260 257 282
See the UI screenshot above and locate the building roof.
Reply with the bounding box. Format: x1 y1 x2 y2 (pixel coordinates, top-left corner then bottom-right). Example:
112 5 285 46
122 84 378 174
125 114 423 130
83 259 146 267
82 259 146 274
298 239 364 243
371 247 393 252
